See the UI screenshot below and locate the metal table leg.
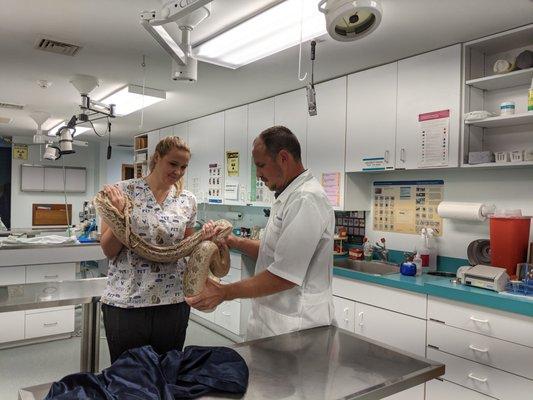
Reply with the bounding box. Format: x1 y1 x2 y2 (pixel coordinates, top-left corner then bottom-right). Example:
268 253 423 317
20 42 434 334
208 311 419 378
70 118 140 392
80 299 101 373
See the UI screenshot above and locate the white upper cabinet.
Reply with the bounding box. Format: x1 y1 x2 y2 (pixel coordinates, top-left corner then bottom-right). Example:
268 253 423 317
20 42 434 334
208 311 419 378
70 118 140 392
159 126 173 140
248 98 275 206
147 129 160 165
173 122 189 189
346 62 397 172
274 88 308 165
187 112 225 203
396 44 462 170
224 105 249 205
307 77 347 210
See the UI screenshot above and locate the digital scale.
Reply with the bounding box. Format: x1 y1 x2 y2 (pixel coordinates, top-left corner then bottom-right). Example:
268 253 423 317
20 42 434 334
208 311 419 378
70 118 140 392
461 264 510 292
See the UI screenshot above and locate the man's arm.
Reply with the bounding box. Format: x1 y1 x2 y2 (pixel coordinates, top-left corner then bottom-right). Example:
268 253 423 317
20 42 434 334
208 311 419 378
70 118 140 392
185 270 295 311
227 235 260 260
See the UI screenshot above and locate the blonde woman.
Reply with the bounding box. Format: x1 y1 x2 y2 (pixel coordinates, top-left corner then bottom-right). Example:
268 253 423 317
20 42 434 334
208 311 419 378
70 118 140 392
99 136 217 363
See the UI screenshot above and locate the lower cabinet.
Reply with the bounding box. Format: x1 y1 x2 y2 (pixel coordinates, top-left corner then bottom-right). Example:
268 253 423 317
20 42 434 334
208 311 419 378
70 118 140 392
426 378 493 400
214 301 241 335
25 307 75 339
0 311 25 343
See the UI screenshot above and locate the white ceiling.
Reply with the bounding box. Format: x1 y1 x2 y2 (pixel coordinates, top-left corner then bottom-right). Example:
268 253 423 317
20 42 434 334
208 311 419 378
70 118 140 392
1 0 532 145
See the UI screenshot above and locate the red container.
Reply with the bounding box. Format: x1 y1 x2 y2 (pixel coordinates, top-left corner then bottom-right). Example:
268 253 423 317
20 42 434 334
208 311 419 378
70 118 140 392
490 217 531 278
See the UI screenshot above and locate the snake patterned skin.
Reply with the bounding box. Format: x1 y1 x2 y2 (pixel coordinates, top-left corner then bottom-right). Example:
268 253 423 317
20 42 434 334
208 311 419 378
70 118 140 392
93 190 232 296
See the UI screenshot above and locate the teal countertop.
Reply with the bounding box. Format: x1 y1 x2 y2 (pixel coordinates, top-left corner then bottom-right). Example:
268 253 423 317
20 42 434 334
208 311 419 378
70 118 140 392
333 267 533 318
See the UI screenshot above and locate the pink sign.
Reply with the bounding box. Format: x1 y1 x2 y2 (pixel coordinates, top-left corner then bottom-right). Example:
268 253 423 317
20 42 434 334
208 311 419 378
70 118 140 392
418 109 450 122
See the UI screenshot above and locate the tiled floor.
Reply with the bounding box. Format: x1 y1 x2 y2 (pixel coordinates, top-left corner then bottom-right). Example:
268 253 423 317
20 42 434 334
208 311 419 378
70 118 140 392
0 320 234 400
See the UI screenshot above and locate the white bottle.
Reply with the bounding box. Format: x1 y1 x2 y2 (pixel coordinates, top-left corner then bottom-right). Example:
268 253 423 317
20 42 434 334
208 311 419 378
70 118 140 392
425 228 438 272
413 252 422 276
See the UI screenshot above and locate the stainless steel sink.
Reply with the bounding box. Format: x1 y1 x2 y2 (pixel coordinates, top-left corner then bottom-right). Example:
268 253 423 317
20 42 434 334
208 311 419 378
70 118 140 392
333 259 400 275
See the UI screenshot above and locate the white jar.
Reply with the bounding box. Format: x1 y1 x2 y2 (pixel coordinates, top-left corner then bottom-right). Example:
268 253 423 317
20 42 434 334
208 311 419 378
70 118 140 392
500 101 515 116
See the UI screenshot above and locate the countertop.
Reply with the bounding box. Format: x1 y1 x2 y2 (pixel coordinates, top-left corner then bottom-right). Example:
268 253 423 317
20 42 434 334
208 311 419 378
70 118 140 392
333 266 533 318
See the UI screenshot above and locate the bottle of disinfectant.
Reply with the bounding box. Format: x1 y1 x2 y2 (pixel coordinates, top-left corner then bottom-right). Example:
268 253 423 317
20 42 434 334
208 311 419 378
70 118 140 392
419 228 437 272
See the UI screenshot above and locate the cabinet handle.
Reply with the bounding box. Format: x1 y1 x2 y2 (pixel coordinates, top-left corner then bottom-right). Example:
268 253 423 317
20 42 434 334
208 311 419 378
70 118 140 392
468 373 488 383
358 311 364 326
384 150 390 163
469 344 489 353
470 316 489 324
43 322 58 327
400 148 406 162
44 275 59 279
222 312 231 317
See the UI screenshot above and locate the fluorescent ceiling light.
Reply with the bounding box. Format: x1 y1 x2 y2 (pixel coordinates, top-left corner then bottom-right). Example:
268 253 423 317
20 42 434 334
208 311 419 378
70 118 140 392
47 122 90 137
193 0 326 69
152 25 186 61
100 84 166 116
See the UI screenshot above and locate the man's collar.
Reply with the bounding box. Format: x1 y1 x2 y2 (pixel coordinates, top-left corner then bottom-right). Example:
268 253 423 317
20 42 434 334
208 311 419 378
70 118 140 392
274 170 310 203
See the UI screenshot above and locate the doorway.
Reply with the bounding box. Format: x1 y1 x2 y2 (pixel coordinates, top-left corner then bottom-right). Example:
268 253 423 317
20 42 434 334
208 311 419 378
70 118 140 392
0 144 12 229
122 164 134 180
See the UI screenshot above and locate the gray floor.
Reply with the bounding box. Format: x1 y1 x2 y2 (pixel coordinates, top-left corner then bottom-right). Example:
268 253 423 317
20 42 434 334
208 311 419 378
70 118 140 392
0 320 234 400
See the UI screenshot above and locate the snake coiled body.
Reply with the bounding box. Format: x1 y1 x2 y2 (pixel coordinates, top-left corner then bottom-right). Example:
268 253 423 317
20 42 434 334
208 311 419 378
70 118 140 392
93 191 232 296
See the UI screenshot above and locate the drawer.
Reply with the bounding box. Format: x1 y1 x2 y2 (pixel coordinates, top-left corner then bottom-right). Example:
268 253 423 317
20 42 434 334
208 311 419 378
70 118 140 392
191 306 215 322
214 300 241 335
229 253 242 270
427 347 533 399
25 308 75 339
333 277 426 319
26 305 75 315
221 267 241 284
428 320 533 379
428 296 533 348
0 266 25 285
355 303 426 357
333 295 355 332
26 263 76 283
0 311 25 343
426 378 493 400
384 384 424 400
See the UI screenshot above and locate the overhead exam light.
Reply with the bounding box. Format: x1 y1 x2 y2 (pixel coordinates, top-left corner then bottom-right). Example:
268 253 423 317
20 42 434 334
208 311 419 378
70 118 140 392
47 121 90 137
100 85 166 116
194 0 326 69
318 0 383 42
43 143 61 160
29 111 51 144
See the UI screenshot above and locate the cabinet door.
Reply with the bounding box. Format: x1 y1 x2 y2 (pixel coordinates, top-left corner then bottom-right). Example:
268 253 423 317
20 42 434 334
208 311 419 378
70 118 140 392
44 167 64 191
274 89 307 165
21 165 44 191
159 126 173 140
0 266 26 285
173 122 189 190
346 63 397 172
248 98 275 206
214 300 241 335
66 168 86 192
333 296 355 332
224 105 249 205
188 112 225 202
147 130 160 165
307 77 347 210
0 311 25 343
396 44 461 169
426 378 492 400
355 302 426 357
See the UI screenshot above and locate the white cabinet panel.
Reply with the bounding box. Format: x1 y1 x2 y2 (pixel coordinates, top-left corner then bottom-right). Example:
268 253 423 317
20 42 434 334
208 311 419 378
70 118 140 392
333 277 427 319
307 77 347 210
0 266 26 285
147 130 160 166
427 320 533 379
396 44 461 169
173 122 189 189
0 311 25 343
65 168 86 192
275 89 307 164
25 308 75 339
214 300 241 335
428 347 533 399
188 112 225 202
159 126 173 140
333 295 355 332
346 63 397 172
384 385 424 400
355 302 426 357
44 167 64 191
224 105 249 204
25 263 76 284
191 307 215 322
221 267 241 285
229 252 242 270
21 165 44 191
426 378 492 400
428 296 533 348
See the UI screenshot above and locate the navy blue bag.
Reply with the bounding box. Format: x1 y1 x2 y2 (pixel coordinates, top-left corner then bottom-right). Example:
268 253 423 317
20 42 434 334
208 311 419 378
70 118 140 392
45 345 249 399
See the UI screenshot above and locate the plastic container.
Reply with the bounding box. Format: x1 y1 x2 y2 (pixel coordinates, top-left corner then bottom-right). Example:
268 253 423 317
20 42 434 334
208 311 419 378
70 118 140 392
363 237 373 261
500 101 515 116
490 214 531 278
400 262 417 276
413 253 422 276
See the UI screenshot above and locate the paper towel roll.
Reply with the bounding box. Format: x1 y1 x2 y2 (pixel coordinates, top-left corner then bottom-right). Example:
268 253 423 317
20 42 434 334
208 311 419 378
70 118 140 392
437 202 494 221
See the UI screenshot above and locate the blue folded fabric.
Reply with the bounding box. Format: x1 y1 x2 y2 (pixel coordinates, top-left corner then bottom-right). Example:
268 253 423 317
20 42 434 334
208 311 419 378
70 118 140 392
45 345 249 400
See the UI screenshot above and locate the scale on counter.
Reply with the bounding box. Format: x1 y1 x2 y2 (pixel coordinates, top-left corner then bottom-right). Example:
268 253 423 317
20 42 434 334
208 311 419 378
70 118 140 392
462 265 509 292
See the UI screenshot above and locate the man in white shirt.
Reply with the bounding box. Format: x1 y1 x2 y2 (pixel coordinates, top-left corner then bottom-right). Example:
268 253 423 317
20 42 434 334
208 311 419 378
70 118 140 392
186 126 335 340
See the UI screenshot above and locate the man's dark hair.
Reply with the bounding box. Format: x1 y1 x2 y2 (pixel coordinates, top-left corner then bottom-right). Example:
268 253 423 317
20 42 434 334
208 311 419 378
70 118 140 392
257 125 301 162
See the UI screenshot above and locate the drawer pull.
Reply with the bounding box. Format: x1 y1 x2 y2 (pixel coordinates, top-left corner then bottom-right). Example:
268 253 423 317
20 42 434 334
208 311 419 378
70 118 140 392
470 316 489 324
469 344 489 353
222 312 231 317
44 275 59 279
468 373 488 383
358 311 364 327
43 322 59 327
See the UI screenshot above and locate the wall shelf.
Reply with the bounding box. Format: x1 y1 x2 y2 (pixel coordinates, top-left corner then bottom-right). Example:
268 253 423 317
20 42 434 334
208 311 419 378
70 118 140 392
465 68 533 91
465 113 533 128
462 160 533 168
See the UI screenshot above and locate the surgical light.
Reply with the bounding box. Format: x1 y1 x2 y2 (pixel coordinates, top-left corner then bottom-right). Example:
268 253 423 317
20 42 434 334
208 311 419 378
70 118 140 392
193 0 327 69
100 85 166 116
47 121 90 137
318 0 383 42
58 127 75 154
43 144 61 160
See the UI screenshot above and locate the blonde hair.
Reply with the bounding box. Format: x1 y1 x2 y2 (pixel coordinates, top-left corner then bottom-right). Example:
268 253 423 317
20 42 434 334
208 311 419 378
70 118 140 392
148 136 191 194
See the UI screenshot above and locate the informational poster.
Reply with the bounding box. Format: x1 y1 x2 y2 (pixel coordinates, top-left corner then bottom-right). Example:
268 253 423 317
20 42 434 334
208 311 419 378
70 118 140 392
418 109 450 168
321 172 341 207
13 144 28 160
373 180 443 236
250 162 273 204
208 163 223 203
226 151 239 177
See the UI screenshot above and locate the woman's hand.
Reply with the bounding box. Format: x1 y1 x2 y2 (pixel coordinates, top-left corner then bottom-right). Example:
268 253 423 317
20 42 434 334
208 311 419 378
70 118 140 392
201 220 227 242
103 185 125 213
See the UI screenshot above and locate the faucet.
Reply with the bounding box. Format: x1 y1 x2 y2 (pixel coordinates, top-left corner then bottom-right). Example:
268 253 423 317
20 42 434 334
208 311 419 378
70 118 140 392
373 238 389 262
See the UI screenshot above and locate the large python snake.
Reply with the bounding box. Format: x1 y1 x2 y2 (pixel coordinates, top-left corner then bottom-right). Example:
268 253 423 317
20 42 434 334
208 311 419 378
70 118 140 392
93 190 233 297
